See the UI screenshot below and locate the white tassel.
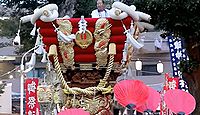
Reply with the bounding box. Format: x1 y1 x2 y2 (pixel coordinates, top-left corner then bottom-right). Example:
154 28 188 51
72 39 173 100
35 32 41 46
30 23 36 36
35 45 44 54
129 20 134 35
47 60 51 71
41 51 48 63
26 53 36 68
127 32 144 49
57 31 75 43
122 51 127 62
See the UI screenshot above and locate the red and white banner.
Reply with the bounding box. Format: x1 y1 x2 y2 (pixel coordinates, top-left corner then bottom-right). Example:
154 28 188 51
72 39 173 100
160 73 179 115
25 78 40 115
164 73 179 90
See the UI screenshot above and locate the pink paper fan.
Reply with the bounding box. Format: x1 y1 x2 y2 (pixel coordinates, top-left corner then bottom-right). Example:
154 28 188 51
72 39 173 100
114 80 149 109
58 108 90 115
164 89 196 114
136 86 161 113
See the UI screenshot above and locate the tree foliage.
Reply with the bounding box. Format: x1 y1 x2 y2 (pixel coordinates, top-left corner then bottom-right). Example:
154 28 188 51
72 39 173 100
73 0 96 18
133 1 200 114
134 0 200 41
17 22 35 54
0 19 18 37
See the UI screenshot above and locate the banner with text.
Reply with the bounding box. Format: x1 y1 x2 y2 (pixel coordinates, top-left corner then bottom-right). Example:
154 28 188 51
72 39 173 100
25 78 40 115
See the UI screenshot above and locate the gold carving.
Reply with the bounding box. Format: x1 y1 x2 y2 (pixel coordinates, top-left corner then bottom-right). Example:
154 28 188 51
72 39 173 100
57 19 75 68
79 63 93 70
59 42 75 68
63 95 113 115
94 18 112 67
75 30 93 49
37 85 53 103
57 19 72 36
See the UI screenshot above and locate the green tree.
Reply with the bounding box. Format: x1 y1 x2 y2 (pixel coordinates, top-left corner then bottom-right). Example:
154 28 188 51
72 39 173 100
73 0 96 18
134 0 200 114
0 0 96 53
0 19 18 37
17 22 35 54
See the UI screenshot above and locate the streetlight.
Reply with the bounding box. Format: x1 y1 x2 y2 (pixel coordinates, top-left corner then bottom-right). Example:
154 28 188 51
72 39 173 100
20 46 39 115
9 74 14 79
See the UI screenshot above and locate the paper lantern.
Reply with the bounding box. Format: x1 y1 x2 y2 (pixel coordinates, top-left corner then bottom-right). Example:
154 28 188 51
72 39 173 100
135 59 142 70
9 75 14 79
164 89 196 114
157 61 163 73
114 80 149 109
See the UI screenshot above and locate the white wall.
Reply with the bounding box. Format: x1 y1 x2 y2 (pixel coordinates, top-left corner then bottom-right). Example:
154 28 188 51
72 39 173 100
0 83 12 114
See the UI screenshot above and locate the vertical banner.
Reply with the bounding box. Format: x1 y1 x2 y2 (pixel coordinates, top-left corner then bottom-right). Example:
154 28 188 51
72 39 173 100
25 78 40 115
168 36 187 77
168 36 189 92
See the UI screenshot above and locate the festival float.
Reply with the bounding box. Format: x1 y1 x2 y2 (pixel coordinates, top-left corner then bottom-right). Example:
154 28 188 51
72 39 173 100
17 2 196 115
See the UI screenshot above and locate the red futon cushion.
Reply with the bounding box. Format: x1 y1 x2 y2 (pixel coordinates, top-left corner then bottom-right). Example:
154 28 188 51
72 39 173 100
36 17 132 63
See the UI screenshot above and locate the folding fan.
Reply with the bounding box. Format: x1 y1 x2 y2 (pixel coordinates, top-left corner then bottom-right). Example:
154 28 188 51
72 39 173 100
136 86 161 113
114 80 149 109
58 108 90 115
164 89 196 115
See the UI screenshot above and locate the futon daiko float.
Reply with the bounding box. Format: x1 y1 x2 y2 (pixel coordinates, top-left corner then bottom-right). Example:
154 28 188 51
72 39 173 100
20 2 153 114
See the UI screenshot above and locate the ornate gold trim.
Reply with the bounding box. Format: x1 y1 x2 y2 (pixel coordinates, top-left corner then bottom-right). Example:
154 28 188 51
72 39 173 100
59 42 75 68
63 95 113 115
57 19 75 68
75 30 93 49
94 18 112 67
57 19 72 36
